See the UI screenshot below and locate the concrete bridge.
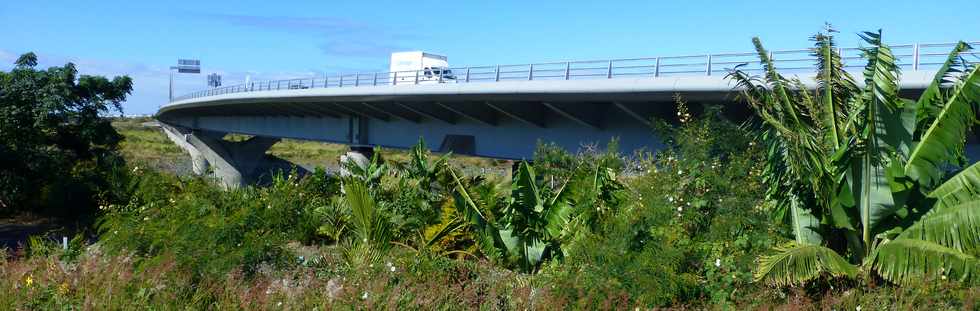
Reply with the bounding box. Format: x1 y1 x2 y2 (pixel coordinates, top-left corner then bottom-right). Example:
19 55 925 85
156 41 977 187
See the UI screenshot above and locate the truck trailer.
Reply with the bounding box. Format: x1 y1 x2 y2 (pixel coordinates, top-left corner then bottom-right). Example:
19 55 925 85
389 51 455 84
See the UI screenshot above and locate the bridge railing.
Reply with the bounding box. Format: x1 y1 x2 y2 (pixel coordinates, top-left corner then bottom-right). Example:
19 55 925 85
171 41 979 102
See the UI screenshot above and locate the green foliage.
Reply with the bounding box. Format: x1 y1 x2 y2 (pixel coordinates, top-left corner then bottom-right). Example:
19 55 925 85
543 101 774 307
343 178 393 252
755 242 858 286
732 29 980 286
0 52 133 216
97 168 330 278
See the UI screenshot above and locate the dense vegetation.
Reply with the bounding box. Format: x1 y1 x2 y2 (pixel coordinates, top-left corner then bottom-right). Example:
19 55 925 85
0 53 132 217
2 30 979 309
732 29 980 287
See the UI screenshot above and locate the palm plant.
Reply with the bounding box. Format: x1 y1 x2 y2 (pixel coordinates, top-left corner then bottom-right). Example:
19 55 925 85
728 27 980 286
404 137 450 189
448 162 574 273
342 178 392 253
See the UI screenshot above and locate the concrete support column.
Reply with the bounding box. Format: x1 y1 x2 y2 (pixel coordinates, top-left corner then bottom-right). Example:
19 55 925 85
339 146 373 177
162 124 280 188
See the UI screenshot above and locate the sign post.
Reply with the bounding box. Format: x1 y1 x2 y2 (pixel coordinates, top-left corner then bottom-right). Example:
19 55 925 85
169 59 201 102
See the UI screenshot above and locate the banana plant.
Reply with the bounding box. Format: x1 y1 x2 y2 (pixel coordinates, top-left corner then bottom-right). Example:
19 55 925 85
448 162 573 273
404 137 450 189
729 26 980 286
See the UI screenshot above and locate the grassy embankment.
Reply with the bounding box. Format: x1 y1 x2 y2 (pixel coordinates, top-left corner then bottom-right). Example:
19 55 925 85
111 117 507 175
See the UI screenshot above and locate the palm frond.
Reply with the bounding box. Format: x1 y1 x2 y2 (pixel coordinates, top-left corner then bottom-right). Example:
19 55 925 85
897 200 980 254
929 162 980 213
343 179 392 250
869 238 980 285
812 25 858 148
447 166 508 260
906 65 980 187
755 242 858 286
916 41 973 126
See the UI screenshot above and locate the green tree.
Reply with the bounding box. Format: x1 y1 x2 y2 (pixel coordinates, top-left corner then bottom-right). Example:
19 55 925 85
729 28 980 286
0 53 133 216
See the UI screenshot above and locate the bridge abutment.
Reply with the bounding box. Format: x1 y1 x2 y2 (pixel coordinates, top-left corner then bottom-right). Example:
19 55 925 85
161 124 280 188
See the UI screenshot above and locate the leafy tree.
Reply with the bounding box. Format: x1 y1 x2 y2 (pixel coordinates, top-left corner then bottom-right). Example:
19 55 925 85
729 27 980 286
0 52 132 216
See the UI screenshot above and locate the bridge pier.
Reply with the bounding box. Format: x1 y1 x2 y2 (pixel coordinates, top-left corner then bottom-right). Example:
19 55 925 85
161 124 280 188
339 146 374 177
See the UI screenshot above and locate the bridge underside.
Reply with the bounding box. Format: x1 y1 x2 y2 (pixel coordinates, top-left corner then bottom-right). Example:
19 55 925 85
156 91 751 160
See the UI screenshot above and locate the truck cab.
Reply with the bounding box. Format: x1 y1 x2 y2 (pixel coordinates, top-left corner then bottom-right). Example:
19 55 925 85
390 51 455 85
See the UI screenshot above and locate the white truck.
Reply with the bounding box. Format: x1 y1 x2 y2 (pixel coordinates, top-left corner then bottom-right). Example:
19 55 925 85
389 51 455 84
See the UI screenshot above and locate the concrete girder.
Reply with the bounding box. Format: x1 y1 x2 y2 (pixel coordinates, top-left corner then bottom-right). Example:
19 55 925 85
395 102 456 124
436 102 498 126
485 101 547 128
287 102 342 118
322 102 375 120
335 102 391 122
366 102 421 123
613 102 653 127
359 102 412 123
542 102 604 129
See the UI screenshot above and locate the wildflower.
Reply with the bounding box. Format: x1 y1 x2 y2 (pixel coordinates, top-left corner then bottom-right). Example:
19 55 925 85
390 266 396 272
856 306 861 311
678 170 683 175
715 258 721 268
677 206 683 212
59 282 69 294
25 275 32 287
277 302 283 307
668 196 674 202
361 291 369 300
942 275 947 280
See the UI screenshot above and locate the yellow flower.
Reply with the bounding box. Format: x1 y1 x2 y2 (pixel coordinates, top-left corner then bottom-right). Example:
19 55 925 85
25 275 33 287
59 282 70 294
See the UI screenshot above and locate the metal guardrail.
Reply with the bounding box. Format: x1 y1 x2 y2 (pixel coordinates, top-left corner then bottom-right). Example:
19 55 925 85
172 41 980 102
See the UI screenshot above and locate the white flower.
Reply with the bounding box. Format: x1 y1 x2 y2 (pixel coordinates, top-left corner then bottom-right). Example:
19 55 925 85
277 302 282 307
361 291 369 300
715 259 721 268
856 306 861 311
678 170 683 175
677 206 683 212
390 266 396 272
668 197 674 202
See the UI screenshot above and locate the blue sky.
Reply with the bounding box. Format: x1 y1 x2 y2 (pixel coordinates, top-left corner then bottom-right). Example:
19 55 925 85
2 0 978 115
